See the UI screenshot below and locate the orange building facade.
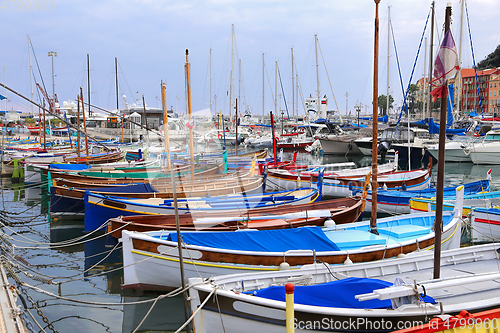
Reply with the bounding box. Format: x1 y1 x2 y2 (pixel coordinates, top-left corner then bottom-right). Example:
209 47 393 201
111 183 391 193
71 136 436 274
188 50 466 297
460 67 500 115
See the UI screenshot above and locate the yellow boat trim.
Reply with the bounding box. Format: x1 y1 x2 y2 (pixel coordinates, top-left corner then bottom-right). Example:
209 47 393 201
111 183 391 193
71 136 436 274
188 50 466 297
422 221 459 251
131 249 282 271
93 201 161 215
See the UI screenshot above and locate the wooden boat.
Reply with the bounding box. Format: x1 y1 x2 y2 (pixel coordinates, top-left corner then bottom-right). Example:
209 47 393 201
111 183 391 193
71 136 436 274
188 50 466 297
63 150 124 164
410 190 500 218
50 171 262 214
119 186 463 290
469 207 500 243
42 163 222 183
107 196 364 238
187 241 500 333
268 165 431 197
83 184 310 231
51 168 249 189
362 173 490 215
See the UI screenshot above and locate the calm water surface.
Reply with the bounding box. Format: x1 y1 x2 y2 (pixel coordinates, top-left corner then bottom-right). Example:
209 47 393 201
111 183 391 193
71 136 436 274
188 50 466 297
1 151 499 332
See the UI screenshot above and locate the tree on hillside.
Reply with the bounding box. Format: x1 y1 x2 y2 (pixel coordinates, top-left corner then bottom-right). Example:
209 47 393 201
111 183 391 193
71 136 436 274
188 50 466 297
378 94 394 116
407 84 419 114
477 45 500 70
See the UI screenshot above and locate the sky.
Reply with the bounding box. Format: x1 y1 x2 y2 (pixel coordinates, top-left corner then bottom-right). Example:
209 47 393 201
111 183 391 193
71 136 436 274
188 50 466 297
1 0 499 118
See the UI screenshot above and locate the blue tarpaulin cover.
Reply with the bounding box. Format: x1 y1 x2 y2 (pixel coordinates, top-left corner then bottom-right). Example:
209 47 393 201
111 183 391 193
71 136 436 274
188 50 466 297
166 226 340 252
91 183 158 193
49 164 91 171
428 118 466 135
250 277 435 309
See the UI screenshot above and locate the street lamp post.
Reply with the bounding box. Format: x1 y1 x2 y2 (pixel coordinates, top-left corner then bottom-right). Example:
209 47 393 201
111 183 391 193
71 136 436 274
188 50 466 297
48 51 57 111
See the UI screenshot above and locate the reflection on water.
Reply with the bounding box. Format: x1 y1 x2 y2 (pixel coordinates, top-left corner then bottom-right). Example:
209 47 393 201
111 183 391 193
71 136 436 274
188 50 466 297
122 294 187 333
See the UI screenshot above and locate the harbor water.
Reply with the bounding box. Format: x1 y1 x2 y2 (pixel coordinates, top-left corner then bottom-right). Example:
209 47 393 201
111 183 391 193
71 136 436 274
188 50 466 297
0 151 498 332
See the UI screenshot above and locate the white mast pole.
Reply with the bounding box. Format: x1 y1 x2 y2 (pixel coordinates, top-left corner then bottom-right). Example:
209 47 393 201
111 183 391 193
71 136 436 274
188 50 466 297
386 6 391 117
229 24 234 128
315 34 321 119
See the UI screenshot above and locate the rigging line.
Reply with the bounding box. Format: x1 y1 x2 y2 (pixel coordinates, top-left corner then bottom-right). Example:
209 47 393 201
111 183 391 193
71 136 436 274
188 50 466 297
174 286 218 333
264 61 276 106
317 39 342 122
28 38 49 105
0 83 113 151
394 7 430 133
465 0 484 114
277 65 290 120
21 281 188 306
57 243 181 284
0 198 110 247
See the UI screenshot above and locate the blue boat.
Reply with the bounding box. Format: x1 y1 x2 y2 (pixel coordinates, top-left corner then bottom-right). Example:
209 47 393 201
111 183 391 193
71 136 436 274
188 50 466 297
84 187 319 232
360 170 490 215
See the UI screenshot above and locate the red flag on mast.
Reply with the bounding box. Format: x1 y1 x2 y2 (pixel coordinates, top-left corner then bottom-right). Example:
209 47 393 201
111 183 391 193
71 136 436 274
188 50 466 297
430 29 460 101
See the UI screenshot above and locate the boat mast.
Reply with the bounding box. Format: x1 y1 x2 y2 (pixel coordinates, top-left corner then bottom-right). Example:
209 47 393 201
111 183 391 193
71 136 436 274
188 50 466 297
456 0 465 116
371 0 381 234
434 2 452 280
229 24 234 128
28 36 33 115
262 53 265 122
386 6 391 117
186 49 195 180
315 34 321 119
426 2 435 121
80 87 89 157
275 61 278 116
210 48 213 117
424 38 428 118
115 57 119 111
291 47 295 119
87 54 91 118
161 80 171 169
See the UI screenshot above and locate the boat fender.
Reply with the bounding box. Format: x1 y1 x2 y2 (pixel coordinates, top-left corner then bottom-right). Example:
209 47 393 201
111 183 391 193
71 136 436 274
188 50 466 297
343 255 353 265
324 218 336 228
218 133 223 139
279 262 290 270
383 183 387 190
397 253 405 258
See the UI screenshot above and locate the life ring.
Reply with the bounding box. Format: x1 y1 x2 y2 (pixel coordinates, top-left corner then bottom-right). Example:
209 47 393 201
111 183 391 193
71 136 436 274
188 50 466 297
218 133 223 139
304 116 308 121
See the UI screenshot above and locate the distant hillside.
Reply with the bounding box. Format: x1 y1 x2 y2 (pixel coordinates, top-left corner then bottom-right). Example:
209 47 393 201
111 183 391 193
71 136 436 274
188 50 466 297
477 45 500 70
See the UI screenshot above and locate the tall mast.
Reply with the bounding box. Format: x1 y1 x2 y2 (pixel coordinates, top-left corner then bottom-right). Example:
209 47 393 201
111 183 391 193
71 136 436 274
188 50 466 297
371 0 381 234
115 57 119 110
275 61 278 115
28 36 33 114
434 2 453 280
315 34 321 119
210 49 213 116
262 53 265 122
238 59 241 117
291 47 295 119
424 37 428 118
426 1 435 121
80 87 89 157
229 24 234 126
3 66 6 112
386 6 391 117
456 0 465 115
186 49 195 180
161 81 171 169
87 54 91 118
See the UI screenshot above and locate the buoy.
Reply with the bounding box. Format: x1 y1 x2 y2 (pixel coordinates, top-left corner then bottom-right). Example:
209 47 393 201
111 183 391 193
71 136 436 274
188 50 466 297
279 262 290 270
324 218 336 227
344 255 353 265
218 133 223 139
